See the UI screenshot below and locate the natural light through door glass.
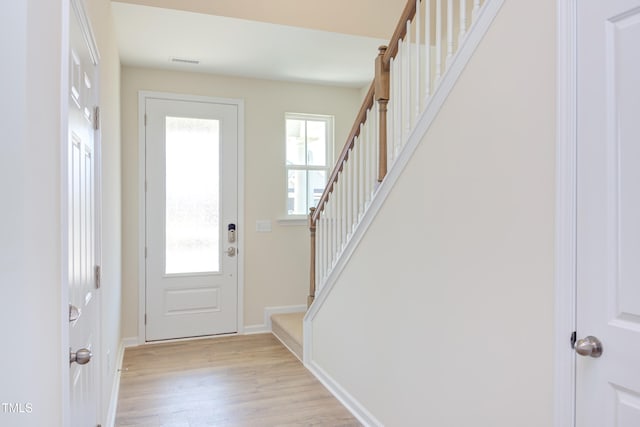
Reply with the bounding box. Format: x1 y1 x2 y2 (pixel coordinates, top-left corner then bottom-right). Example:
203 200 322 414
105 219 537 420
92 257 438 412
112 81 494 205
165 116 220 274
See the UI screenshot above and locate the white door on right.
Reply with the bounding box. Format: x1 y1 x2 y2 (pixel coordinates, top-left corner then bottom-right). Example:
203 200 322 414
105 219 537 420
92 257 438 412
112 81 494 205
576 1 640 426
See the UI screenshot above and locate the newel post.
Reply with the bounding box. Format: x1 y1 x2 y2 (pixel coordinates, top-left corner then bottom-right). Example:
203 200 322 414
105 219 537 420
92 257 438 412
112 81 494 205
375 45 390 182
308 207 317 307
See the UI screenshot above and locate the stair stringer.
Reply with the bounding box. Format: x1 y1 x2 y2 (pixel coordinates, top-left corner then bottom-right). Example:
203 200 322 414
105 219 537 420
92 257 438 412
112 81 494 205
303 1 505 425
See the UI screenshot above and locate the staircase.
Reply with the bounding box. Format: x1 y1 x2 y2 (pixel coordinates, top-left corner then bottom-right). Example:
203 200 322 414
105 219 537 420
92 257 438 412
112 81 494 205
273 0 503 362
271 312 304 360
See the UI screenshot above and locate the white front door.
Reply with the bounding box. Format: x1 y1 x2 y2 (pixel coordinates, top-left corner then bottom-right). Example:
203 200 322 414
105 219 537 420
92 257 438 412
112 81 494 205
144 96 239 341
68 1 100 426
576 1 640 425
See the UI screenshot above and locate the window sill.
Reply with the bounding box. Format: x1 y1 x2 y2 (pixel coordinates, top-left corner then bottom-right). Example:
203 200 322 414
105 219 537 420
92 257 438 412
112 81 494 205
277 217 308 227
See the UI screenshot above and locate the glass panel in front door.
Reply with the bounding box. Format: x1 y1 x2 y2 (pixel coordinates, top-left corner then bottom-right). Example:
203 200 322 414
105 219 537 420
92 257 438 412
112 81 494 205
165 116 220 275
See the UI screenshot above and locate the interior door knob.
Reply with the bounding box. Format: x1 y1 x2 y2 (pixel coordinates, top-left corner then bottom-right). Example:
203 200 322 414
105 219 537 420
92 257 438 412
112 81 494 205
70 348 92 365
575 336 603 358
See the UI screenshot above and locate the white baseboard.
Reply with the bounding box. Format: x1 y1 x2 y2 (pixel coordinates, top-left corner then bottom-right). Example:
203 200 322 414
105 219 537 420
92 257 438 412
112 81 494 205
306 360 383 427
104 339 128 427
122 336 139 348
243 324 270 334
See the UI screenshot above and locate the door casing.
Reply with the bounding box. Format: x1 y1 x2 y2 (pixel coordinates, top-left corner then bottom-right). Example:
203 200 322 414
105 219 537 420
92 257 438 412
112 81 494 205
555 0 578 426
137 91 245 344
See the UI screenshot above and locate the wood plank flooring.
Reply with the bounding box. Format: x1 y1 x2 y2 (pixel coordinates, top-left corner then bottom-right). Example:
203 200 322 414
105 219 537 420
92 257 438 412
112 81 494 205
115 333 361 426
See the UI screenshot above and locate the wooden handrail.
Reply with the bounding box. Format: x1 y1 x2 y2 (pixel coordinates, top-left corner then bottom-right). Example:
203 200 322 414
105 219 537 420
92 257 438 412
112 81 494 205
383 0 419 65
309 0 418 305
311 0 420 225
310 81 375 224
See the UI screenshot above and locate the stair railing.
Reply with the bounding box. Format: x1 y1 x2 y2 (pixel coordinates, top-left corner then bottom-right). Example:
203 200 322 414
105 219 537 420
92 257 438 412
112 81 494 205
309 0 488 305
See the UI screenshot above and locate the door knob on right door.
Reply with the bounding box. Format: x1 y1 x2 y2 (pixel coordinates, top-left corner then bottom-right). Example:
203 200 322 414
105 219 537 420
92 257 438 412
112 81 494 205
575 336 603 358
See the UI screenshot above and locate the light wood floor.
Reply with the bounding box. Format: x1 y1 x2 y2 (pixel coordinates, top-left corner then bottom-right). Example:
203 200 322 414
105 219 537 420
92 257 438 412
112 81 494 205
115 333 361 426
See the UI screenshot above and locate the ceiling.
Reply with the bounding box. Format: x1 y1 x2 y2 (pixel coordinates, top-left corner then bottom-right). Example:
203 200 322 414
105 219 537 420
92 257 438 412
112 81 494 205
111 1 398 88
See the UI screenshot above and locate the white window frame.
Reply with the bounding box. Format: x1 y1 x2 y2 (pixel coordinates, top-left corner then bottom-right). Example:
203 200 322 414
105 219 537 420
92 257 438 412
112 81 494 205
284 113 334 220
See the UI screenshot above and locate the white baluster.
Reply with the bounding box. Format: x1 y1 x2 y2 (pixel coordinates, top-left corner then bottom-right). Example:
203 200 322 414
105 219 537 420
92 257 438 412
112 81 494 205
396 53 402 162
358 123 365 220
318 214 323 284
365 109 376 205
459 0 467 41
435 0 442 83
352 138 358 227
320 211 323 282
323 212 328 280
387 63 394 170
346 160 352 236
315 216 321 290
323 205 328 276
359 119 367 212
343 158 350 242
472 0 481 19
322 204 328 276
403 28 410 146
370 105 378 199
343 168 348 248
336 174 341 254
425 0 431 100
352 145 358 231
342 165 349 245
322 212 327 282
361 116 368 209
336 172 344 254
350 145 357 231
328 198 333 270
408 19 415 129
340 166 347 250
346 148 352 237
365 109 372 201
394 46 400 162
415 0 421 119
446 0 454 66
331 191 337 267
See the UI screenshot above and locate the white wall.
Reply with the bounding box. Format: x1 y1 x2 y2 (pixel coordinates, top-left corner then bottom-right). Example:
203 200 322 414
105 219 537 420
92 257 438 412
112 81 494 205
309 1 556 425
0 1 64 426
120 67 363 338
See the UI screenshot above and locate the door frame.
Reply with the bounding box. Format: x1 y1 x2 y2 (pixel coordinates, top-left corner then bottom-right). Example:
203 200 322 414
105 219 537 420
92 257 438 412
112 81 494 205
137 91 245 344
555 0 578 426
61 0 103 423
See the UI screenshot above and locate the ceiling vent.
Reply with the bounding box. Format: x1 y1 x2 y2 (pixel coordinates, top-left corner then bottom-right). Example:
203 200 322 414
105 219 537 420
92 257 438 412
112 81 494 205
170 57 200 65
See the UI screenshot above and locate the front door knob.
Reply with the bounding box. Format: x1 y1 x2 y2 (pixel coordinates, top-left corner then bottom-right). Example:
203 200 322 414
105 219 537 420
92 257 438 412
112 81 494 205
70 348 92 365
575 335 603 358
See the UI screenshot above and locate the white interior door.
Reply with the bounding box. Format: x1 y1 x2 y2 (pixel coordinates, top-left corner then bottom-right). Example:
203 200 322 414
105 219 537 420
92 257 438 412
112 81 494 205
68 1 100 426
576 1 640 425
145 96 239 341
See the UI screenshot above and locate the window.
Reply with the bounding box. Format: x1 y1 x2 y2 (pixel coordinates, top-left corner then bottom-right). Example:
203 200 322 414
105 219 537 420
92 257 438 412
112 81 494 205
165 116 220 274
286 113 334 216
